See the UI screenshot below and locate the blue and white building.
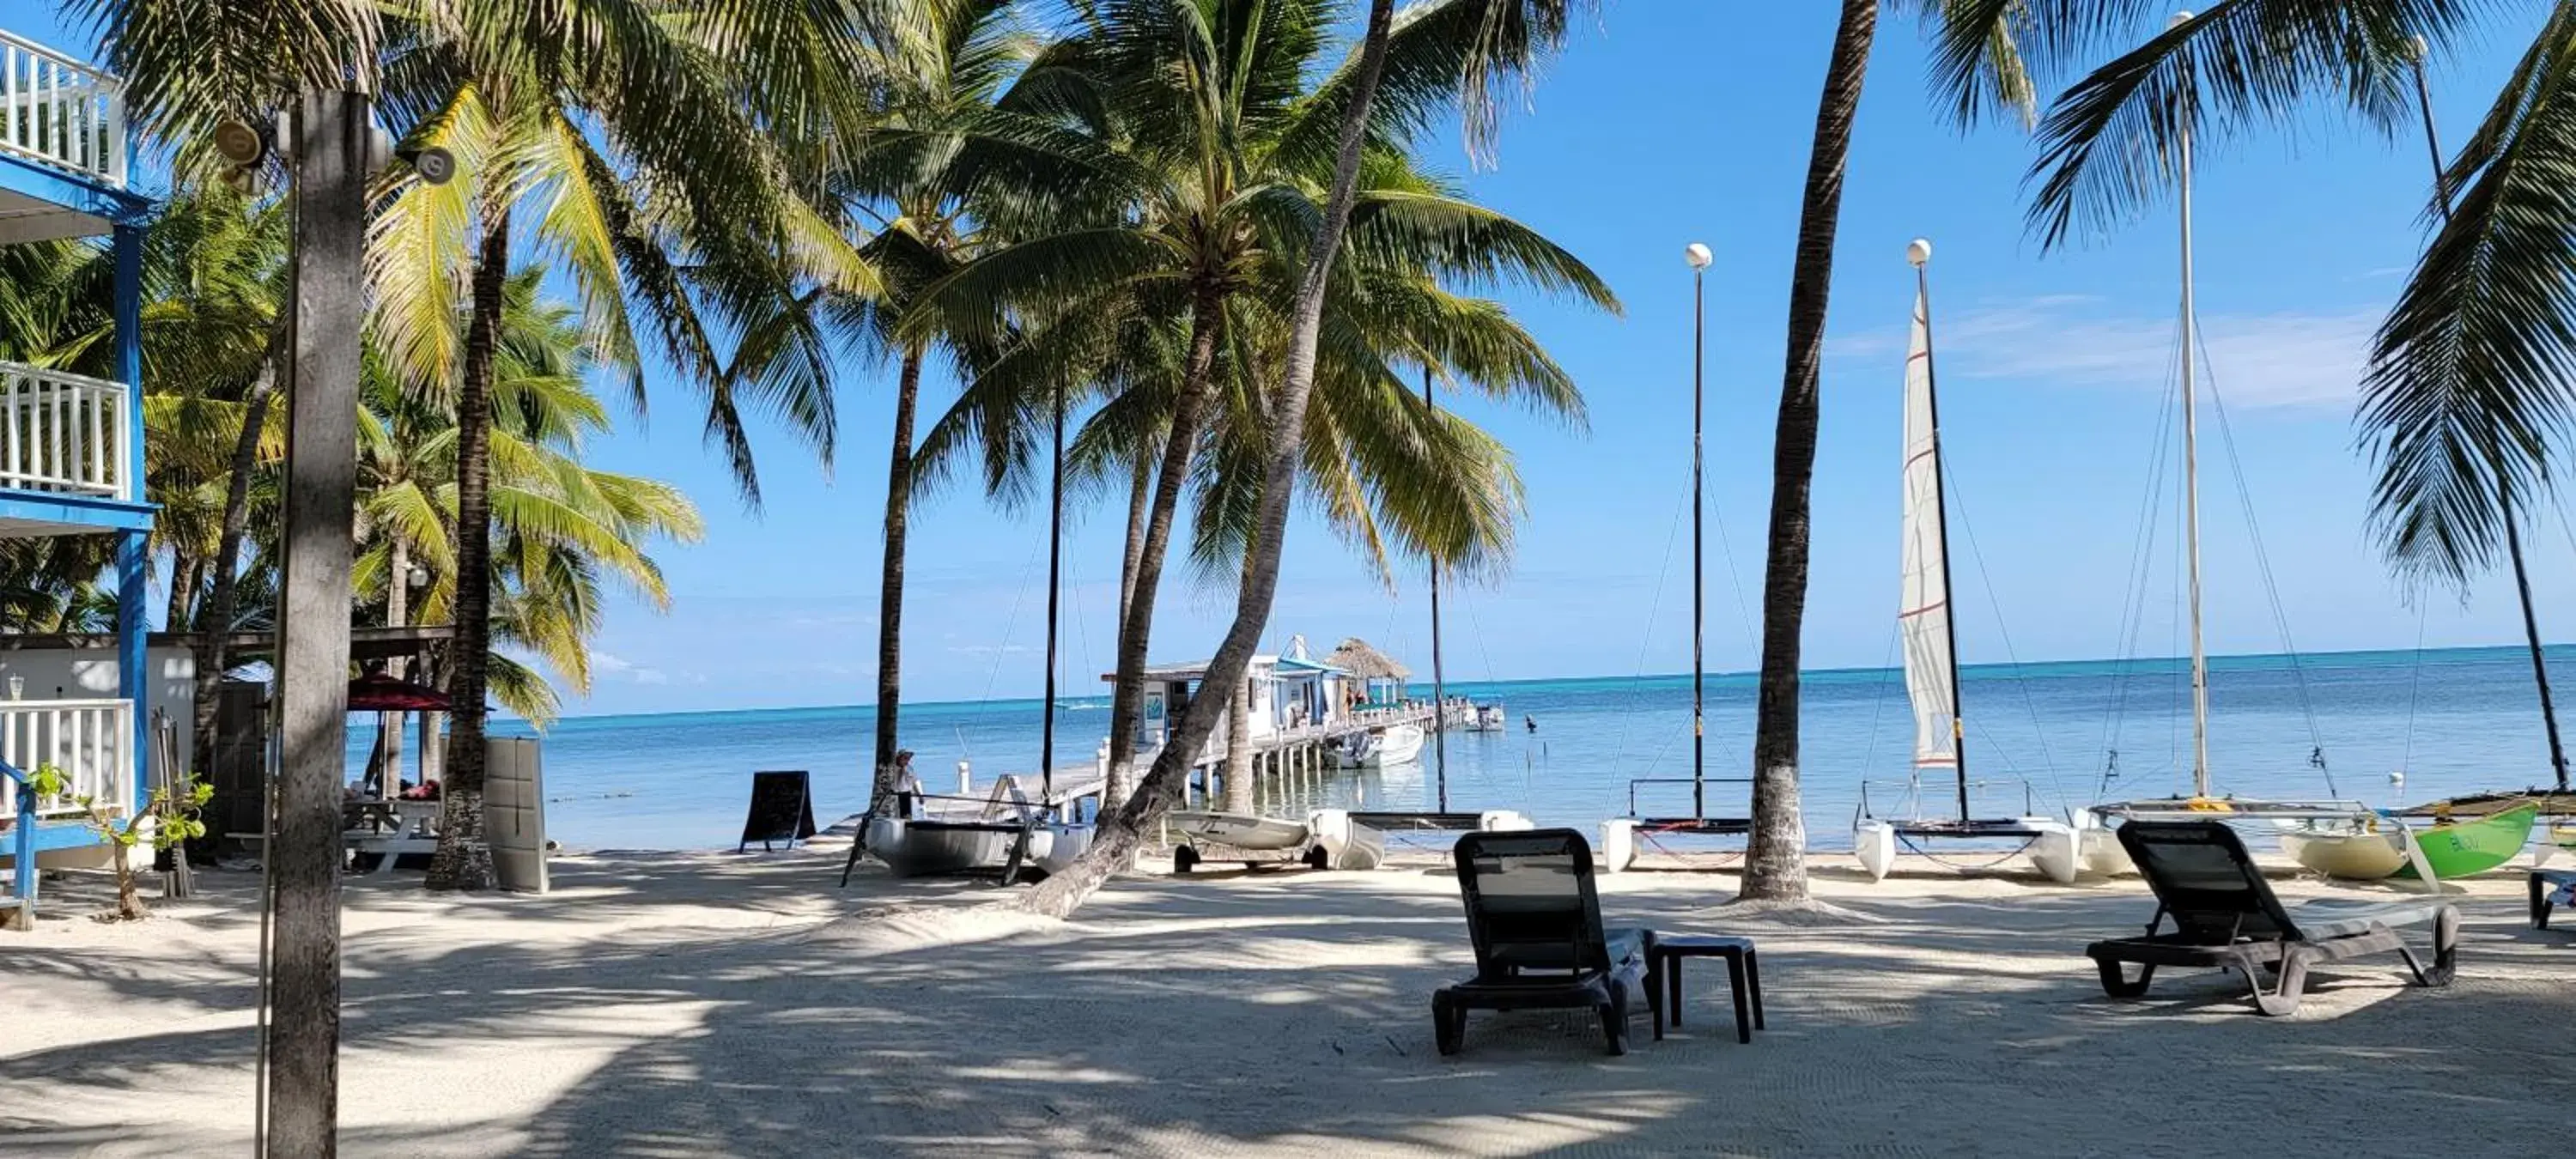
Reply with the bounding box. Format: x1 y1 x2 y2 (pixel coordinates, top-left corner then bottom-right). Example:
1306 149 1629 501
1 29 157 928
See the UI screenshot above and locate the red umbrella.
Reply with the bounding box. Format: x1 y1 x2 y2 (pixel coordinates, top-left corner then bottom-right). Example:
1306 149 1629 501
347 673 451 713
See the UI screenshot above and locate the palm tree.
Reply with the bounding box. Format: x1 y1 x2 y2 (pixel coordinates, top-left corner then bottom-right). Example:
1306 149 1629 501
994 0 1597 917
1937 7 2576 795
362 1 872 890
1691 1 2038 905
809 0 1078 820
914 0 1602 830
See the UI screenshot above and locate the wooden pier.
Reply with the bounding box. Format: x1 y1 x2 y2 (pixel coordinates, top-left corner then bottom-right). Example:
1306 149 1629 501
930 697 1485 823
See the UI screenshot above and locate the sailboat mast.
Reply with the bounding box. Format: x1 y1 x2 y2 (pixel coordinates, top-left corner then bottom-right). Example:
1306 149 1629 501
1040 384 1066 801
2177 25 2211 798
2410 47 2572 792
1424 366 1449 812
1687 244 1710 822
1914 252 1971 821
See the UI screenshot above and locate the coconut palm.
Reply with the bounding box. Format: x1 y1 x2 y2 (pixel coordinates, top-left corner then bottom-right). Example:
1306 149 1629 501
933 0 1598 916
804 0 1109 820
911 0 1606 837
361 0 878 891
1934 6 2576 795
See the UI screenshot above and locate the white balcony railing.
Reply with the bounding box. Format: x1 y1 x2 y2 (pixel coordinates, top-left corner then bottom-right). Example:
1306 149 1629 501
0 362 131 502
0 31 127 188
7 698 135 821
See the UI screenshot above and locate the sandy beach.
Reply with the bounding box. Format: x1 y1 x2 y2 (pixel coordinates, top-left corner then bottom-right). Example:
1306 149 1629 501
5 843 2568 1157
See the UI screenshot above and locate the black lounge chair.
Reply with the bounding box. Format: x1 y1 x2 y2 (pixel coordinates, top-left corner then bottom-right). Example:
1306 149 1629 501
2087 820 2460 1016
1433 828 1649 1055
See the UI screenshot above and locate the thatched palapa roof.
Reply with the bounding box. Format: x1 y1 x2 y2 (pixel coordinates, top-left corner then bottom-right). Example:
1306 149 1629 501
1325 637 1409 680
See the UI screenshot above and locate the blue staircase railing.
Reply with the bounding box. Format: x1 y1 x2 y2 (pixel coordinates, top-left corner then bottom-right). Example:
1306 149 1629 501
2 758 34 930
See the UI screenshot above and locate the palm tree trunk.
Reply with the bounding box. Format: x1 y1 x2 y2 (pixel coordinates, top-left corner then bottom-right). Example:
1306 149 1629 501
1026 0 1399 919
1744 0 1877 905
191 361 276 790
1223 678 1255 814
1119 446 1151 635
872 345 926 816
426 209 510 893
165 553 198 631
380 536 410 795
1103 277 1229 814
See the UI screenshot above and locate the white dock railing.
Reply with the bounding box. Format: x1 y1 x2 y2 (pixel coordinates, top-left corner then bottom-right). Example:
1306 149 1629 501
0 31 127 187
7 698 135 820
0 362 131 501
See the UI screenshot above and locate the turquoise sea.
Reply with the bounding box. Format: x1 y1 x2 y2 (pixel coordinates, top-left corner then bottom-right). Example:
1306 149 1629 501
346 645 2576 851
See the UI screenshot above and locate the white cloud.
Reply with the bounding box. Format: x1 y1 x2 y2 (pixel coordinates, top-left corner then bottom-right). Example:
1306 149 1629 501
591 651 679 685
1834 298 2380 409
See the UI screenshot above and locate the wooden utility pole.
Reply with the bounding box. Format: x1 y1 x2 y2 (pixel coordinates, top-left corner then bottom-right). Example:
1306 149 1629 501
264 89 368 1158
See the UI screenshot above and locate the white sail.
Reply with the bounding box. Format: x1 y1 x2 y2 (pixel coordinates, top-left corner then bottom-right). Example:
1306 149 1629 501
1899 284 1958 769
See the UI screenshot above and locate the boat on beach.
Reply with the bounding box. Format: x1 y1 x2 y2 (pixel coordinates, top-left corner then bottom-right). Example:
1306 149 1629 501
2283 798 2542 882
1849 238 2075 885
1164 809 1387 873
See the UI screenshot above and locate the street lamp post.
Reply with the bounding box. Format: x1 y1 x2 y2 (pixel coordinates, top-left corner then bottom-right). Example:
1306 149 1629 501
1685 241 1711 822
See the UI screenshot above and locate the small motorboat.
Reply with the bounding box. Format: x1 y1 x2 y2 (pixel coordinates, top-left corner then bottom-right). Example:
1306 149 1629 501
1354 723 1424 768
1468 703 1507 732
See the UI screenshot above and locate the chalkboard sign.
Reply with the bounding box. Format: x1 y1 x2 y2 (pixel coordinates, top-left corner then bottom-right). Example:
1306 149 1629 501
738 770 818 852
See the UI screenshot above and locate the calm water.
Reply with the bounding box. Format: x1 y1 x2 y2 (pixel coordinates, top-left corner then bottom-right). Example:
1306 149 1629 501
344 645 2576 851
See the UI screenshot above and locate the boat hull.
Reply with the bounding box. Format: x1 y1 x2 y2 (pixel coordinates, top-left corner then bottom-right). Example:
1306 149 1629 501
1361 725 1424 767
1855 817 2078 883
1308 810 1387 871
2395 803 2540 880
864 816 1024 878
1032 822 1094 877
2279 826 2410 881
1168 810 1311 852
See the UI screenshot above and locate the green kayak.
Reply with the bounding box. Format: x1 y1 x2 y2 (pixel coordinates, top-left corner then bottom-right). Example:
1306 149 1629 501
2395 802 2541 880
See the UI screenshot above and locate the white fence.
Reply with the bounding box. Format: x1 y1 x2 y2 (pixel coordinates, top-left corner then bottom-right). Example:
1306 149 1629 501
0 362 131 501
7 699 135 820
0 31 127 187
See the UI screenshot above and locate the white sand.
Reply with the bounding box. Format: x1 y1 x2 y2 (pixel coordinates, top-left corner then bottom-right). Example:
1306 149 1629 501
3 841 2569 1156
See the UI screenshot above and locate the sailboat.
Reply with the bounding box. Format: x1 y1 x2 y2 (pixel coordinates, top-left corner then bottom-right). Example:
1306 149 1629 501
1851 240 2079 885
864 379 1092 881
1607 241 1754 869
2287 49 2560 880
2085 66 2403 875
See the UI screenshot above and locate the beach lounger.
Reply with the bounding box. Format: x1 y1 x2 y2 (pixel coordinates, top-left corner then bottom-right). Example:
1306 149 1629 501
2087 821 2460 1016
2535 868 2575 931
1432 828 1649 1056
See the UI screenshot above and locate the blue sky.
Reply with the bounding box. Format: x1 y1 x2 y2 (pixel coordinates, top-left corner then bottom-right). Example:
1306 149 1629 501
27 5 2575 717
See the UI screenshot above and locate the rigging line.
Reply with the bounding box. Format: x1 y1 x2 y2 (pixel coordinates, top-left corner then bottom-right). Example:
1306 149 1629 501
1609 472 1693 777
2099 323 2184 799
1708 482 1759 650
970 525 1050 725
1941 464 2074 814
1855 621 1902 812
2195 330 2333 795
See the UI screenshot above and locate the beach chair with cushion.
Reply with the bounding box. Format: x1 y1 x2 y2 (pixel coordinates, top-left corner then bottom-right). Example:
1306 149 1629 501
2087 820 2460 1016
1433 828 1649 1056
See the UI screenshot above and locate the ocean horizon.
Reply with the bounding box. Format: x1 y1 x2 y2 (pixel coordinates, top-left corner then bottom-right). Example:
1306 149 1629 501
361 641 2576 852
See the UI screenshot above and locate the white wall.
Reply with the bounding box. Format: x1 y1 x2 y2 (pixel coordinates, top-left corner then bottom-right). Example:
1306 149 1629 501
0 643 196 734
